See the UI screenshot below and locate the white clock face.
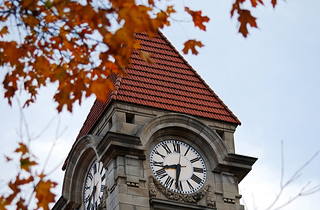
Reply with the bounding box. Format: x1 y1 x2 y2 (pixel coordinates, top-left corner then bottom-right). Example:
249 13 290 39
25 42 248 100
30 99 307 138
150 140 206 194
84 160 106 210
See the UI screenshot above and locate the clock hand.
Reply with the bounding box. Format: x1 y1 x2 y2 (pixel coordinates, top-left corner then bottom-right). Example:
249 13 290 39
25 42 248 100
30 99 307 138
175 163 181 189
163 164 177 169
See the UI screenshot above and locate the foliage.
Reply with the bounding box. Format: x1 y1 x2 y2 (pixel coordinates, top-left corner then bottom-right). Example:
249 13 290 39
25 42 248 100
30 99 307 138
0 142 57 210
0 0 282 113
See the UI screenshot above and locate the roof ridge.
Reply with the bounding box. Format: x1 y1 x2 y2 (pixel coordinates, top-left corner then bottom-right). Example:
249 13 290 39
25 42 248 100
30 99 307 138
156 30 241 125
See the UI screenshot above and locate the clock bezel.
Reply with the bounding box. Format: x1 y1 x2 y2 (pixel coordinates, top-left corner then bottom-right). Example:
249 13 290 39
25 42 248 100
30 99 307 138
150 140 207 194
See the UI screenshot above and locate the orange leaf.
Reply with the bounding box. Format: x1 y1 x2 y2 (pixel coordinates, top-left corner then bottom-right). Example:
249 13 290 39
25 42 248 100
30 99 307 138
139 51 155 65
0 26 9 37
15 142 29 155
35 179 57 210
185 7 210 31
182 40 204 55
237 9 257 37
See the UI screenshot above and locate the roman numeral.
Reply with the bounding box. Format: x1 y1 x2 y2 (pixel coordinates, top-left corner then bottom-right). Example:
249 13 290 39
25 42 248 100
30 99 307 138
85 195 90 203
190 174 202 184
100 164 104 174
155 168 167 179
164 176 174 188
178 181 183 191
173 142 180 153
187 180 194 191
193 167 203 173
162 144 172 154
94 163 97 174
155 150 165 158
184 146 190 156
88 171 93 180
101 173 106 182
153 161 163 167
190 157 200 163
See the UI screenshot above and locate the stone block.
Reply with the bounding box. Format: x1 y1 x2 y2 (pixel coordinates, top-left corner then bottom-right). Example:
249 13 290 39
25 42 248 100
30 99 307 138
126 165 139 176
127 186 148 197
126 155 139 167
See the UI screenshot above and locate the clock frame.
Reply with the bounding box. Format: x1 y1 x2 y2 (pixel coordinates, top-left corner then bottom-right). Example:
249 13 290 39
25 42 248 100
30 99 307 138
150 140 207 194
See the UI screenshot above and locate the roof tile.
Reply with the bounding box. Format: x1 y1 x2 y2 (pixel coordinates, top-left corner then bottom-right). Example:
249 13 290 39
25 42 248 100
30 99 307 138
76 31 240 140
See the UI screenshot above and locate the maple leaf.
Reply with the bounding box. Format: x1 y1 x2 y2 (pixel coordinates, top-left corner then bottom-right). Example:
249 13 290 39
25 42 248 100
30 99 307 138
35 179 57 210
20 157 37 172
139 51 155 64
182 40 204 55
185 7 210 31
237 9 258 37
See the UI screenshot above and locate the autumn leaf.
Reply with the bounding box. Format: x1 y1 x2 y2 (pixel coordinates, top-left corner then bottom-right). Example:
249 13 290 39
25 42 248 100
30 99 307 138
182 40 204 55
15 142 29 155
250 0 264 7
0 26 8 37
272 0 277 7
35 179 57 210
185 7 210 31
139 51 155 65
20 157 37 172
237 9 257 37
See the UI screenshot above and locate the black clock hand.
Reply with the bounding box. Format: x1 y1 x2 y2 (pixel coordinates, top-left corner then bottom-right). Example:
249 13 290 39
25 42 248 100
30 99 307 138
163 164 177 169
175 163 181 189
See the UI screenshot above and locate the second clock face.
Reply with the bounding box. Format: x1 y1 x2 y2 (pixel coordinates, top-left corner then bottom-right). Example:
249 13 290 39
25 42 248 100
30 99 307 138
84 160 106 210
150 140 207 194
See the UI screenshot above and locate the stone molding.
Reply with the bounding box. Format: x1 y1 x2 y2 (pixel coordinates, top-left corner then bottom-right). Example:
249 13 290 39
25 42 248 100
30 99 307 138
149 175 215 207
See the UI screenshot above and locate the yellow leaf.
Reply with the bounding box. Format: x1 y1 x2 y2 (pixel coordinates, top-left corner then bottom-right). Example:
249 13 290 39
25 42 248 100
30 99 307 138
139 51 155 65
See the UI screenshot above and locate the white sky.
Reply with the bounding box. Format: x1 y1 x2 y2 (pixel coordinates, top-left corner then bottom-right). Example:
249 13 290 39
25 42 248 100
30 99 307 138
0 0 320 210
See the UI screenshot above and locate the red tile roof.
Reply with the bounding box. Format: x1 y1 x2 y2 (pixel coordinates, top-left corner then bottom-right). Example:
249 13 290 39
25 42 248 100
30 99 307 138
76 31 241 140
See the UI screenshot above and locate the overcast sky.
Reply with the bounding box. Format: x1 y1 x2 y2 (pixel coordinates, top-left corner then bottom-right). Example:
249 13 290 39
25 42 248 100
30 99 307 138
0 0 320 210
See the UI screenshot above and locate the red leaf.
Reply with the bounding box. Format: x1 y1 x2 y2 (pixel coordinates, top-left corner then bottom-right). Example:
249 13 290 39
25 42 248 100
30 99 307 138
238 9 257 37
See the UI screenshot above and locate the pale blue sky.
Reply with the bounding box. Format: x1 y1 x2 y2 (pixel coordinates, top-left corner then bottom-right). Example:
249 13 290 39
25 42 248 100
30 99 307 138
0 1 319 210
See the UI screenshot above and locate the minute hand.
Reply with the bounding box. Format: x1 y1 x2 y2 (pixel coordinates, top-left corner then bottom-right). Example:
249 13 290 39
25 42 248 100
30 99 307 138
175 164 181 189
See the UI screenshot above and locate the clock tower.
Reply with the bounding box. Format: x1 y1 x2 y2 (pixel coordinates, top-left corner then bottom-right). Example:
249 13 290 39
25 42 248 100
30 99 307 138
53 31 257 210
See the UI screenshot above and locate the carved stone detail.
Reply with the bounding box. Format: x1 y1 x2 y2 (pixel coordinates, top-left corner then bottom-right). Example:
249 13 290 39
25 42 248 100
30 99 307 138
206 187 215 207
149 176 157 197
98 185 108 210
149 175 214 206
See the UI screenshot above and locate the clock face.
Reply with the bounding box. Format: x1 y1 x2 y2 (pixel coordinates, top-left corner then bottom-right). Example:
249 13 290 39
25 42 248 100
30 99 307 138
150 140 206 194
84 160 106 210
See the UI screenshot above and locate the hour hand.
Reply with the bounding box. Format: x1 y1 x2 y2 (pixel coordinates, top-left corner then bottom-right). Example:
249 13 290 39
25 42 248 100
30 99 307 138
163 164 177 169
